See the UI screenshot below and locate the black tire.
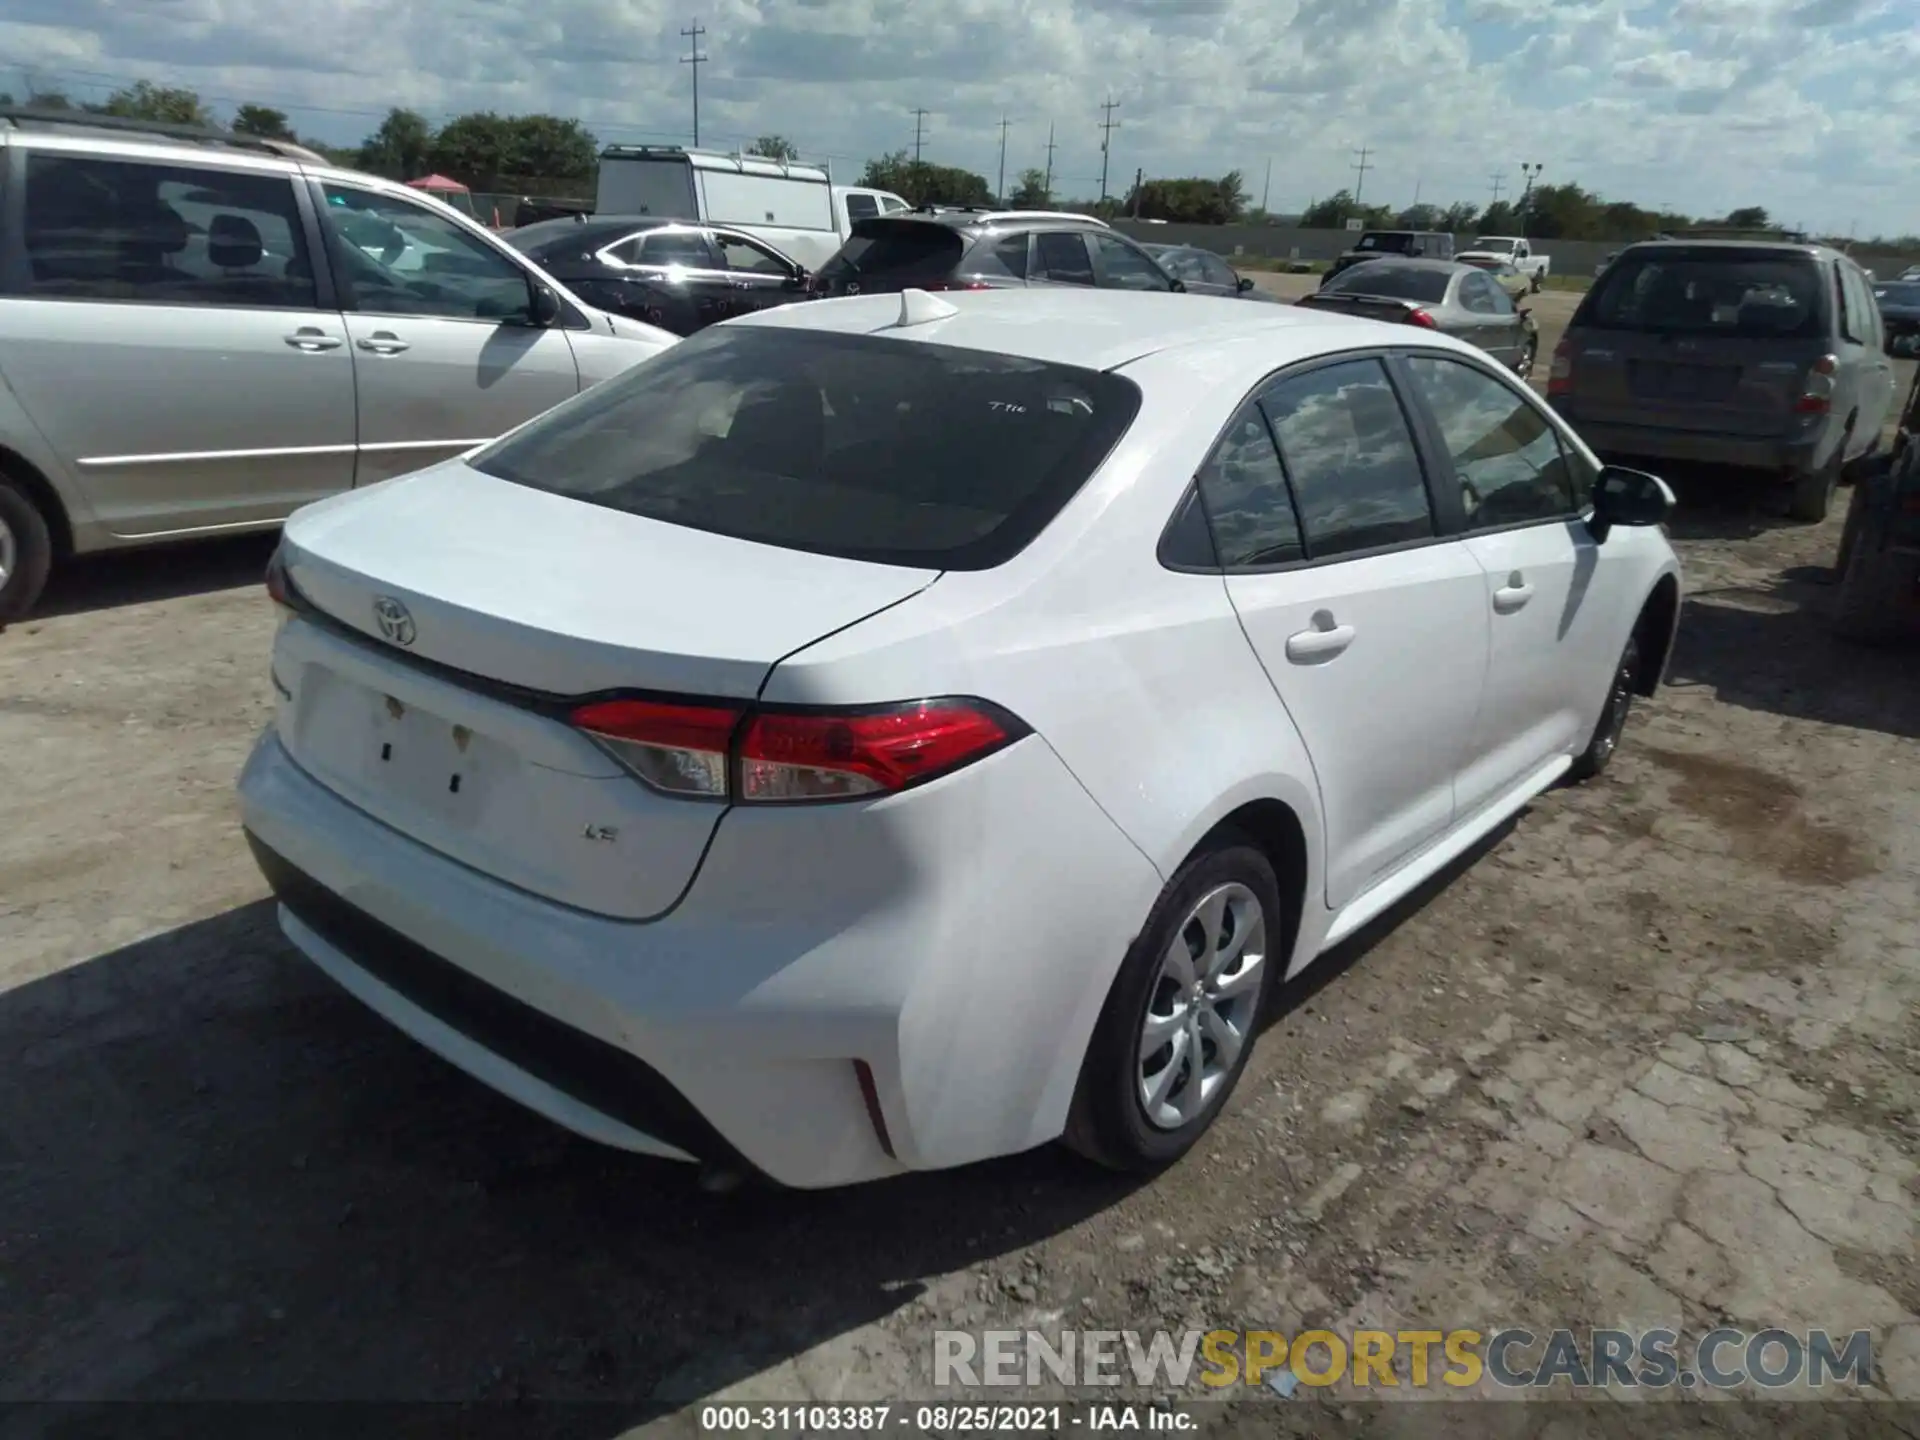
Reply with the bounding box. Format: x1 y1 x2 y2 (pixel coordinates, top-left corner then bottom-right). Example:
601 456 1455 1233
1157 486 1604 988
1569 632 1641 782
1529 273 1543 294
1787 434 1847 523
1064 835 1281 1173
0 476 54 625
1831 491 1920 644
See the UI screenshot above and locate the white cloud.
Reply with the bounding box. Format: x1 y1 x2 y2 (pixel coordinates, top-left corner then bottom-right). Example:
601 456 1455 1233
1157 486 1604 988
1 0 1916 234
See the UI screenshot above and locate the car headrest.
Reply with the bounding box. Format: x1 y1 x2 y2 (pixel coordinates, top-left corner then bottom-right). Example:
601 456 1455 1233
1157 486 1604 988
208 213 264 269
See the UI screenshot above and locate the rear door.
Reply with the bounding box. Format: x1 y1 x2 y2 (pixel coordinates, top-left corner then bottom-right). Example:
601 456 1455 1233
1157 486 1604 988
313 179 582 486
1559 248 1826 437
1205 355 1489 909
1460 270 1523 364
0 143 355 536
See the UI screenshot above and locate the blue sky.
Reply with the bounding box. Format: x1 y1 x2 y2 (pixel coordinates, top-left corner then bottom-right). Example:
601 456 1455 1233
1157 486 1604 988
3 0 1917 235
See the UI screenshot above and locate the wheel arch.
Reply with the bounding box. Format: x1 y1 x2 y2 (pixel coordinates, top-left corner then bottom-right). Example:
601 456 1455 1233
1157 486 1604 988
0 443 74 557
1199 798 1309 984
1632 571 1681 697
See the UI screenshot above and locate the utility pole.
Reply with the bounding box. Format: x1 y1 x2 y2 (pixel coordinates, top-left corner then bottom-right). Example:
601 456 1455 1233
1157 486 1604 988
680 22 707 146
996 115 1011 201
1350 145 1374 208
1097 96 1120 204
1488 170 1506 206
1130 166 1143 219
1260 156 1272 214
1043 122 1057 197
911 108 930 165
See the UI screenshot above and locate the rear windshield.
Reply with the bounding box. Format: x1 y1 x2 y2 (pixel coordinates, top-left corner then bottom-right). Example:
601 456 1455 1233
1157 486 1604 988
1580 251 1826 338
1353 232 1417 253
1322 264 1449 302
817 220 964 288
469 326 1141 571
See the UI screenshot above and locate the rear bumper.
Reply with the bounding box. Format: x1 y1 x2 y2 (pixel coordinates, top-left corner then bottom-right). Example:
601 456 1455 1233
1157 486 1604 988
1557 416 1821 474
238 728 1158 1188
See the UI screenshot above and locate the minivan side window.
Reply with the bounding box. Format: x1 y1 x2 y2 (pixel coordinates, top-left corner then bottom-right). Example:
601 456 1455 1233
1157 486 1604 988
320 183 534 323
1193 408 1303 568
1403 355 1574 528
1258 359 1434 559
19 153 316 309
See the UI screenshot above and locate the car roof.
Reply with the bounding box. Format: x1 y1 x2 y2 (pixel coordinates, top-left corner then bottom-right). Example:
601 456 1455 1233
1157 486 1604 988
729 286 1448 372
872 208 1109 233
1617 238 1839 261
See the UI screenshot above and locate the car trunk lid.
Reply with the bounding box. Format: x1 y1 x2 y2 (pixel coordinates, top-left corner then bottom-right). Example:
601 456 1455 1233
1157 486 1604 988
271 461 936 918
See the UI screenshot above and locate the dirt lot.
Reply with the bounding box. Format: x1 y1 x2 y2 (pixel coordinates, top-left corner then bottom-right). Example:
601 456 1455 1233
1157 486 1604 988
1 304 1917 1432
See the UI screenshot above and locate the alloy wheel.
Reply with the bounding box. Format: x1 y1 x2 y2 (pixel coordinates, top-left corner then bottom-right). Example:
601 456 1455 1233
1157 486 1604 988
1137 882 1267 1130
0 513 14 593
1591 649 1637 766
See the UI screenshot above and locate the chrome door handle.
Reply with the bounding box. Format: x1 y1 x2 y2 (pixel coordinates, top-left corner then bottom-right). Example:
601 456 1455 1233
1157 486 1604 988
1284 612 1356 663
285 328 343 351
356 332 410 354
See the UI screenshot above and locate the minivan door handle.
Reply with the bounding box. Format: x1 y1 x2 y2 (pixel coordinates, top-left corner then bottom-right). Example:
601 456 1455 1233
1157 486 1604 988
1285 612 1356 663
356 331 410 355
285 327 343 351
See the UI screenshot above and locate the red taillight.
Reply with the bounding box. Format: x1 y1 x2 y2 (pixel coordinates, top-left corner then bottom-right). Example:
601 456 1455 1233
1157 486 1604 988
570 697 742 799
265 547 295 611
1795 354 1838 415
1406 308 1438 329
569 695 1022 803
1546 339 1573 395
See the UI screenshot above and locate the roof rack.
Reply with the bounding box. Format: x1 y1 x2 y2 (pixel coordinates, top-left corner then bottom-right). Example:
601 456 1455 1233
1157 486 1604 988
0 105 333 162
599 142 830 181
909 204 1111 229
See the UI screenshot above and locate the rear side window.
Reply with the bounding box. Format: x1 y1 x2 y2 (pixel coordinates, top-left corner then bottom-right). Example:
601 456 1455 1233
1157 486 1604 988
19 153 315 309
818 221 963 288
470 326 1142 571
989 234 1030 279
1194 410 1303 568
1322 265 1449 303
1258 359 1434 559
640 229 717 268
843 193 880 222
1581 251 1824 338
1032 232 1095 285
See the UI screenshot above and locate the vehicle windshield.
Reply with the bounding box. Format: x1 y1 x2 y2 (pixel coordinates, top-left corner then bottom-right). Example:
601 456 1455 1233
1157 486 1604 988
1874 282 1920 306
469 326 1141 571
1321 264 1450 302
1353 232 1416 253
1581 251 1826 338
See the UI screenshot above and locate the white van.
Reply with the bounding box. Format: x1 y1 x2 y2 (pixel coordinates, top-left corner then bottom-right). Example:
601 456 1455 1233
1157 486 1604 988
593 145 907 269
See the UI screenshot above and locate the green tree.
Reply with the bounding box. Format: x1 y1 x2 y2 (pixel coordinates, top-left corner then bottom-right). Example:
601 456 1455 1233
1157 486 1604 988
1397 202 1442 230
1441 201 1480 233
1475 199 1520 235
1008 168 1050 207
506 114 598 182
1126 173 1248 225
748 134 799 161
93 81 212 127
232 104 297 140
858 149 991 207
357 107 435 179
1299 189 1391 230
1724 205 1771 229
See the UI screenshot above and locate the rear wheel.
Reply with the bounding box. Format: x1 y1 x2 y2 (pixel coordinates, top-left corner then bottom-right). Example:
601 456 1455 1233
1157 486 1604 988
1788 433 1848 523
1569 632 1641 782
1064 836 1279 1173
0 476 54 624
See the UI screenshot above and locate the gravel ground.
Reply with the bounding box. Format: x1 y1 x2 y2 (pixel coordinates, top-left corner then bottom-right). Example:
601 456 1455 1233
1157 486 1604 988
1 302 1915 1432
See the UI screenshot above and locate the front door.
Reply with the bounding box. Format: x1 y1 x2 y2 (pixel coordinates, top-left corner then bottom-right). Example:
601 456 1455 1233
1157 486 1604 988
1398 352 1625 815
2 148 355 536
711 229 804 319
1202 356 1490 910
313 181 582 486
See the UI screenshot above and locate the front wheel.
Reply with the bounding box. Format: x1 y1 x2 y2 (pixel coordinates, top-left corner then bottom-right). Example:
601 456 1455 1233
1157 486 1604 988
1569 632 1641 782
1064 837 1279 1173
1530 272 1543 294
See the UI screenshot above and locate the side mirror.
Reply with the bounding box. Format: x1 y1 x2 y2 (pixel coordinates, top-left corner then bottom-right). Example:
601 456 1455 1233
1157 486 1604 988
1237 275 1255 292
1589 465 1674 543
527 283 562 328
784 267 810 291
1168 278 1187 293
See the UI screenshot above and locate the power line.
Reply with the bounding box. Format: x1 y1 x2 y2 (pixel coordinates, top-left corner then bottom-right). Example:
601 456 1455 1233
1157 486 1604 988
1097 95 1119 204
1350 144 1373 208
996 114 1010 201
1489 170 1506 206
911 107 929 164
679 21 707 147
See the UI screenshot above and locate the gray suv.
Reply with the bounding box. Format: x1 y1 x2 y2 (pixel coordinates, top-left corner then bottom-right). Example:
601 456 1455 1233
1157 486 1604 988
812 208 1183 297
0 110 679 620
1548 239 1896 521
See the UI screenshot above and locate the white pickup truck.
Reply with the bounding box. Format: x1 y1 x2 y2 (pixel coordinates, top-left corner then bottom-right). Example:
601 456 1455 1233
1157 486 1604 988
1456 236 1549 290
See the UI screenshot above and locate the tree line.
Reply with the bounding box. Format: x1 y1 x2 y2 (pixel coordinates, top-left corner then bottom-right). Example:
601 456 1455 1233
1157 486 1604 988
5 81 1912 247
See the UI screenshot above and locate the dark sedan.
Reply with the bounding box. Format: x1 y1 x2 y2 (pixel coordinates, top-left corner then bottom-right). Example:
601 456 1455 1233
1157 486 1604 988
1293 258 1540 377
1141 244 1278 300
1873 280 1920 356
502 215 811 335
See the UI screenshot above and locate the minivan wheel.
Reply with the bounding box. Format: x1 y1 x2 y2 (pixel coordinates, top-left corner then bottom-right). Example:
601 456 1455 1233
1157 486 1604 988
1788 437 1847 523
0 477 54 624
1064 836 1279 1173
1569 633 1641 782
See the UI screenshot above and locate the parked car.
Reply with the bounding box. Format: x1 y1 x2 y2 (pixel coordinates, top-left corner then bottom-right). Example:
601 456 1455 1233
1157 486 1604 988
1141 244 1278 300
1456 236 1548 291
812 210 1183 297
1321 229 1454 286
503 216 811 336
1901 265 1920 281
591 144 907 270
1548 239 1897 521
239 287 1680 1189
1295 258 1540 377
0 110 678 621
1871 278 1920 356
1829 361 1920 642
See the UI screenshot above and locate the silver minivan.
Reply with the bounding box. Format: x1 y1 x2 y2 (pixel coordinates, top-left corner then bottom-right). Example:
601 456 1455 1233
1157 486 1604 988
0 113 679 619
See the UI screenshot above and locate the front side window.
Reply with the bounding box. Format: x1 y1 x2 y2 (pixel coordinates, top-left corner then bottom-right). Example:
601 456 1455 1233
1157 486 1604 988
1258 359 1434 559
1201 255 1240 289
1403 355 1574 528
470 326 1142 571
20 153 315 309
715 233 789 275
1091 235 1172 291
1193 409 1302 568
321 183 533 322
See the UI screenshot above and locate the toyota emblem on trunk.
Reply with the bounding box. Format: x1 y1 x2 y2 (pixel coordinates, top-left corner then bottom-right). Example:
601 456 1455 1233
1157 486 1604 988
372 596 416 647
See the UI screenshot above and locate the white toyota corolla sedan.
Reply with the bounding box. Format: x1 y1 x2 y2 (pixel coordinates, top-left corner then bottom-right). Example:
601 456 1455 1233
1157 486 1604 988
239 287 1680 1188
